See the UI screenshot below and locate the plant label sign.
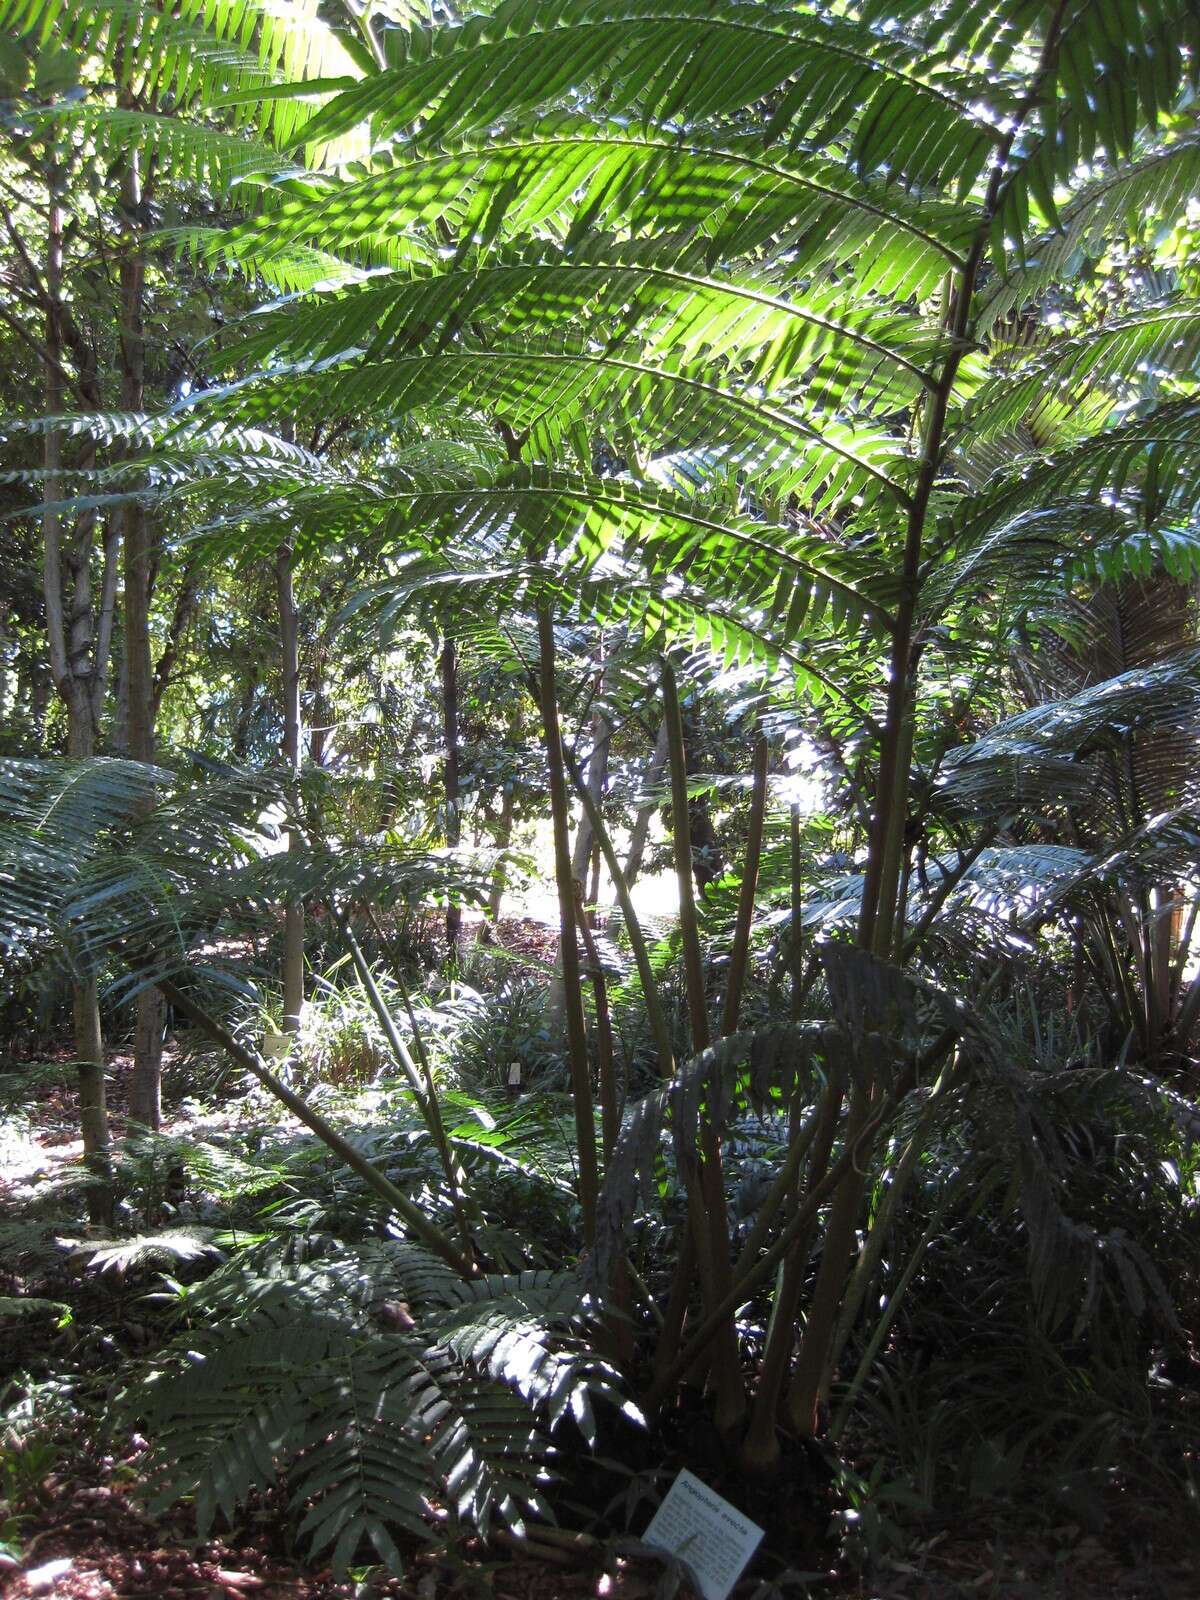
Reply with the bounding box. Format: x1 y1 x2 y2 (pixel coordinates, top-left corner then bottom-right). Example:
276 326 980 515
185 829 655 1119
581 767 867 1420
643 1469 764 1600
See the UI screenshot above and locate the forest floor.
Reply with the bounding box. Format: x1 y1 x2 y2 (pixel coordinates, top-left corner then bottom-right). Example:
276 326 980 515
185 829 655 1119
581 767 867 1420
2 937 1197 1600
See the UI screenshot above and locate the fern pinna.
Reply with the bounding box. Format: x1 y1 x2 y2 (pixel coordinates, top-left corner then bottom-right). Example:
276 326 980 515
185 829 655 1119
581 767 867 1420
133 1235 625 1576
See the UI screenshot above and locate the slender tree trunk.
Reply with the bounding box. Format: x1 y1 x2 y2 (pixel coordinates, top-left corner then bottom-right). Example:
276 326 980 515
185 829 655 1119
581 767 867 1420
622 720 669 891
563 743 674 1081
277 544 304 1035
575 883 619 1158
548 652 610 1030
487 782 516 923
720 731 769 1037
42 175 111 1221
308 650 330 767
119 147 164 1131
151 556 201 723
569 668 611 893
790 804 805 1021
586 835 602 921
741 1064 844 1472
535 605 598 1244
441 635 462 965
486 701 522 925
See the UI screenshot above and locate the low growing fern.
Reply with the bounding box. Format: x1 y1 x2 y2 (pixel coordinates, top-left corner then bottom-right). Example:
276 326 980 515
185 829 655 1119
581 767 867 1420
130 1234 628 1575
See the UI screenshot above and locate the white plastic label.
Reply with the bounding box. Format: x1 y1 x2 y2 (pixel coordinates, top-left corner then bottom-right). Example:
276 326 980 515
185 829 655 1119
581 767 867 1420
643 1468 764 1600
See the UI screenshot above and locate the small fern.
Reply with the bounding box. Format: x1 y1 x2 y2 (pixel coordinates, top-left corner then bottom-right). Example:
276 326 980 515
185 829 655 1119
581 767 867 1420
131 1235 625 1575
80 1227 225 1277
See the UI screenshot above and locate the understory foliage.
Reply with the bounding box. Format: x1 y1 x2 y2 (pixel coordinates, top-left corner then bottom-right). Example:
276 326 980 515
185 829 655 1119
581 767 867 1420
1 0 1199 1587
138 1237 621 1572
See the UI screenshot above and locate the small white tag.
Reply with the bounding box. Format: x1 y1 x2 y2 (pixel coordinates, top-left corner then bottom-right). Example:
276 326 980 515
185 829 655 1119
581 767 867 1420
643 1468 764 1600
507 1061 522 1086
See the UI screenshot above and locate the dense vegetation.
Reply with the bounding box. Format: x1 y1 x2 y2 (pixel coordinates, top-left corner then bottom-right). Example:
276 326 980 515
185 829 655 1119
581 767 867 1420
1 0 1198 1594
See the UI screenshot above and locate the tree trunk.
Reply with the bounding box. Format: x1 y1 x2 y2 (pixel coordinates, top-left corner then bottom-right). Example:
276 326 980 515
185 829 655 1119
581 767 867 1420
41 177 111 1220
536 605 598 1244
661 658 745 1435
487 782 516 923
569 671 612 894
119 147 164 1131
622 721 669 891
720 731 769 1037
441 634 462 964
548 651 610 1031
276 544 305 1035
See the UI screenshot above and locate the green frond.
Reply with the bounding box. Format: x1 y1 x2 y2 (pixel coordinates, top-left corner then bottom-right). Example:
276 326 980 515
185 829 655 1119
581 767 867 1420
955 397 1200 547
966 301 1200 443
185 341 912 512
364 467 890 639
980 130 1200 331
172 226 437 293
989 0 1200 253
205 116 972 296
20 104 292 192
135 1238 620 1575
1071 522 1200 588
920 501 1133 624
0 0 366 160
226 239 945 413
301 0 998 192
948 652 1200 765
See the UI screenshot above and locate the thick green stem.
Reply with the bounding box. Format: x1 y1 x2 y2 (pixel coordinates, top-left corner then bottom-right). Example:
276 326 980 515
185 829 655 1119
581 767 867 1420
642 1090 895 1415
574 882 620 1159
662 657 744 1433
662 659 711 1053
739 1067 843 1473
829 1198 947 1443
651 1227 695 1385
789 805 804 1023
827 1066 953 1377
786 1080 875 1436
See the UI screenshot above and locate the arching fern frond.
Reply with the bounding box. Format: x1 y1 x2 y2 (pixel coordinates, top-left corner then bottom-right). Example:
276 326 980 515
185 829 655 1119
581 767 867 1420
196 117 972 296
966 301 1200 444
980 129 1200 331
135 1236 620 1576
301 0 999 192
225 239 945 412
